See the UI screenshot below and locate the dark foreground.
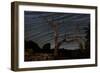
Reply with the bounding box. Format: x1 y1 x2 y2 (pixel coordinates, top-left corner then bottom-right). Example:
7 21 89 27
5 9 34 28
24 48 90 61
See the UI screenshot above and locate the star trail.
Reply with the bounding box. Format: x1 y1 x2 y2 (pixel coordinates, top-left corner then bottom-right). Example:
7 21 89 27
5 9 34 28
24 11 90 50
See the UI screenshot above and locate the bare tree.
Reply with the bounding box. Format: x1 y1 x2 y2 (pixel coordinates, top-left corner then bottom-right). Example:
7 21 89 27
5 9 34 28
45 16 86 59
46 18 59 58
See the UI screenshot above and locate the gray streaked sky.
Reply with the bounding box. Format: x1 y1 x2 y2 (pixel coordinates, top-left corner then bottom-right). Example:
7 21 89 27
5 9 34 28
24 11 90 50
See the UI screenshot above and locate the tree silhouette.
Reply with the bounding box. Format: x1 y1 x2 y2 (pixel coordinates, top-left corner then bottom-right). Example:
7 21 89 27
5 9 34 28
42 43 51 50
42 43 51 53
84 24 90 57
25 40 41 52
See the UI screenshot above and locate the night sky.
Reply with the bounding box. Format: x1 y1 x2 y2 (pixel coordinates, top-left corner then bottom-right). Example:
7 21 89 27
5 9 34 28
24 11 90 50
